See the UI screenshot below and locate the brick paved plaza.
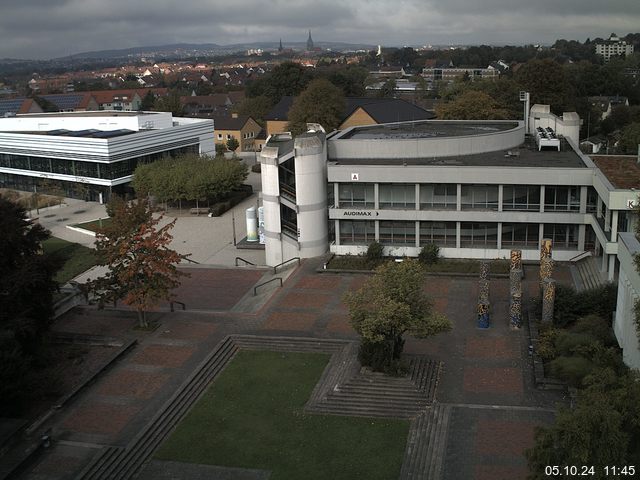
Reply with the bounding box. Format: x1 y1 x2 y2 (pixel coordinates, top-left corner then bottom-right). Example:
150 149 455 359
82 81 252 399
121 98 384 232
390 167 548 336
22 260 569 480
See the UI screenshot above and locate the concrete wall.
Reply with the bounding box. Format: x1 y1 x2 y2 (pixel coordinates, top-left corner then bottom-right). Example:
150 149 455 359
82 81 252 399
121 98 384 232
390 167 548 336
294 133 328 259
259 145 283 266
328 121 524 160
614 232 640 370
529 105 580 145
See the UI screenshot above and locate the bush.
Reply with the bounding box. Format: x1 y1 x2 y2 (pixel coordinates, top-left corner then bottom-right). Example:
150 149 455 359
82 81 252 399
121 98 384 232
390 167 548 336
554 330 601 357
548 356 596 387
554 283 617 327
536 326 559 361
570 314 616 346
366 241 384 262
418 243 440 265
251 163 261 173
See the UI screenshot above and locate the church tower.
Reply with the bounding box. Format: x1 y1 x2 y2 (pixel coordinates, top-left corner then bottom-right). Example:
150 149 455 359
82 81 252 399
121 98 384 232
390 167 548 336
278 38 283 52
306 30 314 51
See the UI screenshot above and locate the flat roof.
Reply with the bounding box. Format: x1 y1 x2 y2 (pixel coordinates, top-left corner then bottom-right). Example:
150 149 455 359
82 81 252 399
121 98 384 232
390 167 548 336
0 128 137 139
591 155 640 189
13 111 155 118
329 137 586 168
340 121 519 140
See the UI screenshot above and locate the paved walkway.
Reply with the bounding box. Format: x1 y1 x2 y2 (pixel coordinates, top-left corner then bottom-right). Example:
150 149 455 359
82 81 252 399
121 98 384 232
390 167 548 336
18 260 570 480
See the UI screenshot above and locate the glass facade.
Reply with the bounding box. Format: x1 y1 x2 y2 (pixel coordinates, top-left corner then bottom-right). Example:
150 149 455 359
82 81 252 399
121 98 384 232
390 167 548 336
419 184 456 210
0 144 199 181
461 185 499 210
544 224 578 249
502 186 540 211
420 221 456 246
379 184 415 209
460 222 498 247
544 186 580 212
379 221 415 245
338 183 374 208
502 223 539 248
339 220 375 245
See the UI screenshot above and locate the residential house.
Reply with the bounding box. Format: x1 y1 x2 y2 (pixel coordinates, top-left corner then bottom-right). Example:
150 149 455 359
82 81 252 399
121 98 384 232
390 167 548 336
213 114 262 152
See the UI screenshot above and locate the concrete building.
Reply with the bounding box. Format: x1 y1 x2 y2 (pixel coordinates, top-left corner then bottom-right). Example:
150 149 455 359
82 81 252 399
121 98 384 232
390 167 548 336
259 108 635 274
595 33 634 61
0 111 214 202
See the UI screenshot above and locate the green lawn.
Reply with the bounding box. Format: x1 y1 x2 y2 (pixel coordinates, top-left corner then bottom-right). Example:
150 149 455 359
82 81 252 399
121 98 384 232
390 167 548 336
42 237 96 284
72 217 111 233
155 350 409 480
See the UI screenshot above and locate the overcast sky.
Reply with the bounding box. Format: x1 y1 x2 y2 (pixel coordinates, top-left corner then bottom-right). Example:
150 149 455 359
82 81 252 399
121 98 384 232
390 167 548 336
1 0 639 59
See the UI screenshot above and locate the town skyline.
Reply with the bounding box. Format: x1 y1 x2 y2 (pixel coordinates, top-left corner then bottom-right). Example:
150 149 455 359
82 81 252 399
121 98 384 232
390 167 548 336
1 0 638 59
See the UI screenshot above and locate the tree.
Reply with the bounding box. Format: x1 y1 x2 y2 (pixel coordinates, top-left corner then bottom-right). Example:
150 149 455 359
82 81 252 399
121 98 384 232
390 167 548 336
377 78 396 98
515 58 575 113
234 95 273 126
215 143 227 156
436 90 511 120
246 61 315 103
139 90 156 111
0 195 58 353
226 137 240 152
527 371 640 479
343 259 451 373
620 122 640 154
327 65 369 96
287 78 345 135
154 91 183 116
90 196 187 327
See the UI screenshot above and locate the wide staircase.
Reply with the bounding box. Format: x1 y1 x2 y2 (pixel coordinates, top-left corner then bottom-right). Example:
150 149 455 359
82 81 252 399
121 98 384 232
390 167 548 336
571 254 607 291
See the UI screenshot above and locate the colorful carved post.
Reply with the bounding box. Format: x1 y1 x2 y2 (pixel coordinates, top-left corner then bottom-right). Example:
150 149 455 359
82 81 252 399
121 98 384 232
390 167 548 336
477 261 490 328
539 238 553 295
510 292 522 329
541 278 556 323
510 249 522 271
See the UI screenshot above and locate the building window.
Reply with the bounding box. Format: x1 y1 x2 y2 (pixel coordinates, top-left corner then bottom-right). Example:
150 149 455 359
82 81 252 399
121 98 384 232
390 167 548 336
226 134 231 140
502 185 540 211
339 220 375 245
420 221 456 246
502 223 539 248
544 186 580 212
379 184 415 209
379 221 415 245
586 187 598 213
280 204 298 239
460 222 498 248
543 224 578 249
338 183 374 208
217 134 223 140
420 184 456 209
461 185 499 210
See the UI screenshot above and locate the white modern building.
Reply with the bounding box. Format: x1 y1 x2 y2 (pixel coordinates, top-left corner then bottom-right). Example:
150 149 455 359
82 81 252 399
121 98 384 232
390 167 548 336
259 108 640 369
0 111 214 202
259 107 637 278
595 33 634 61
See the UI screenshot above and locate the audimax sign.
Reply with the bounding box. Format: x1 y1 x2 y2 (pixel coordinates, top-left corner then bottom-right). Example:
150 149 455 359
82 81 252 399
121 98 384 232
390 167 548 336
342 210 379 217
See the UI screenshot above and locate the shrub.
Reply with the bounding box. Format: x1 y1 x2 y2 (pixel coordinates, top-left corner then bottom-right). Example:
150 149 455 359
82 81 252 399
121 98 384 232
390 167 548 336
548 356 596 387
536 326 559 361
553 283 617 327
554 330 601 357
570 314 616 346
251 163 261 173
366 241 384 262
418 243 440 265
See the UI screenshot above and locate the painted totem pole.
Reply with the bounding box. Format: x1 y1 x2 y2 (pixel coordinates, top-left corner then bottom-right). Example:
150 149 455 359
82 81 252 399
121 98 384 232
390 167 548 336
540 239 556 323
477 261 490 328
509 249 523 329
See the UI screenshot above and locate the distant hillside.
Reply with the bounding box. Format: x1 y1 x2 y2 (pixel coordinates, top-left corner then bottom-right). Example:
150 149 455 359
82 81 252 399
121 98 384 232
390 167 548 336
57 41 376 60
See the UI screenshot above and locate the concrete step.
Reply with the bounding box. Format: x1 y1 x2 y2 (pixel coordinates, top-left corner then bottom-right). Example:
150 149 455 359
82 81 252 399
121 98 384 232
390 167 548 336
424 404 452 480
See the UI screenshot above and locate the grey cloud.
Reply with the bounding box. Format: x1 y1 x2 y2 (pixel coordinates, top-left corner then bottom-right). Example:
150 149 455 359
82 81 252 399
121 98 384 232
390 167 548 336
0 0 638 59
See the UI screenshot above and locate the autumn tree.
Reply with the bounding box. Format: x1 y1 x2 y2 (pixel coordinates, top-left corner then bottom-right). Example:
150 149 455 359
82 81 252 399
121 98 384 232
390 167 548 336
287 78 345 135
343 259 451 373
377 78 397 98
246 61 315 103
436 90 511 120
515 58 575 113
91 196 187 327
154 91 184 116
